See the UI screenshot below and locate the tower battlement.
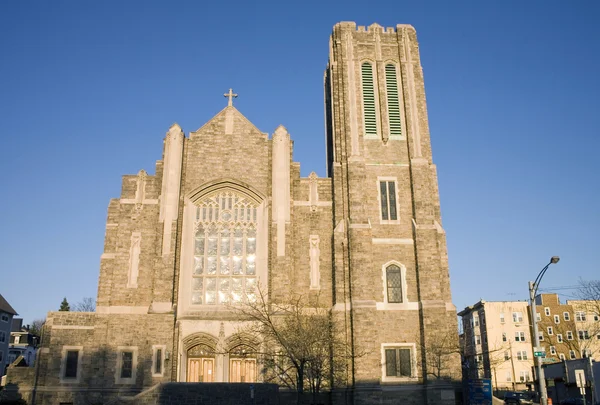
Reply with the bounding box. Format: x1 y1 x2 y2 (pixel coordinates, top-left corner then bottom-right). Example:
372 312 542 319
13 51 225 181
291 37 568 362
334 21 416 34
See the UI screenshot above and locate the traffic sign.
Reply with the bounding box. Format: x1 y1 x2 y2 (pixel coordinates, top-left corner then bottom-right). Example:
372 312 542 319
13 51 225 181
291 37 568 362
534 351 546 357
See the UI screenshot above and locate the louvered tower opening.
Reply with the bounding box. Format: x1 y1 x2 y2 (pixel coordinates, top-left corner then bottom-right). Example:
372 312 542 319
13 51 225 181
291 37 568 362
385 64 402 137
361 62 377 136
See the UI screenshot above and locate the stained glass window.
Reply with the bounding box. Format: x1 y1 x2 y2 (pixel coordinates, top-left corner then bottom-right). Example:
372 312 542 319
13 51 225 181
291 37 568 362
192 191 258 305
386 265 403 303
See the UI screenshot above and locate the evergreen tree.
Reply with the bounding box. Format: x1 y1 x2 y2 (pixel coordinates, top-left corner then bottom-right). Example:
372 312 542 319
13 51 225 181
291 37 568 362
59 297 70 311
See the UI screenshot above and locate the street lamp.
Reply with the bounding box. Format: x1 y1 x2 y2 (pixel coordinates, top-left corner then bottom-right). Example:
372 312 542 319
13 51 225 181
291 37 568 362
529 256 560 405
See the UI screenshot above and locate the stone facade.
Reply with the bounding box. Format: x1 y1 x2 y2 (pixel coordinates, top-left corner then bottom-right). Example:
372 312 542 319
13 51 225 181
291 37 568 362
6 22 460 404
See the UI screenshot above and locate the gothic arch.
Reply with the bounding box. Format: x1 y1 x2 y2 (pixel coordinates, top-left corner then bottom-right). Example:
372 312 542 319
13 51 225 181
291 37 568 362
188 178 265 205
182 332 219 353
224 333 260 353
381 260 408 304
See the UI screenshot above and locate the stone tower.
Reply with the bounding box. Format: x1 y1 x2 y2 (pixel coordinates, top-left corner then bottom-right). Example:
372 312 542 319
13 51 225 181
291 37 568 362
326 22 460 403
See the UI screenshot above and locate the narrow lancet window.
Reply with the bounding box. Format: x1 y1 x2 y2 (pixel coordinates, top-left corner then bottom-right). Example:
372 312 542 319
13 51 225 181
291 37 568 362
361 62 378 137
385 64 402 138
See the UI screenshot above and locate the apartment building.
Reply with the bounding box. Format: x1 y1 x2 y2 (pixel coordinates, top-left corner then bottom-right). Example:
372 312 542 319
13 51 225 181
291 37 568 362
565 299 600 360
534 294 579 363
459 300 533 390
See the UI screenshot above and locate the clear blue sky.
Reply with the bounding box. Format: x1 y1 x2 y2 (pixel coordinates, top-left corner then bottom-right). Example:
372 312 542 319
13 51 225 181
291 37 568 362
1 1 598 325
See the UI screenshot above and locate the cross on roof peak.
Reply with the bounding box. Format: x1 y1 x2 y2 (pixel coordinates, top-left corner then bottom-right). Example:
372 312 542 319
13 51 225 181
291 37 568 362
224 88 238 107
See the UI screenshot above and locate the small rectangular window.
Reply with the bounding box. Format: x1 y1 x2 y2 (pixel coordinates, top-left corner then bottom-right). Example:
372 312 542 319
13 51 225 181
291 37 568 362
557 334 563 343
545 307 551 316
554 315 560 324
567 331 574 340
547 327 553 335
569 350 576 360
499 313 505 323
576 311 587 322
379 181 398 221
121 351 133 379
65 351 79 378
563 312 571 321
152 345 165 377
385 347 412 377
513 312 523 323
155 349 162 374
1 314 9 322
550 346 556 355
502 333 507 342
504 351 510 361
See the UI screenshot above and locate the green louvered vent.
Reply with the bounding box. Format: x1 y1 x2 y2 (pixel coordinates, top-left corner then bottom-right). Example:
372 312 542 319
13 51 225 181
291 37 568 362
361 62 378 136
385 64 402 137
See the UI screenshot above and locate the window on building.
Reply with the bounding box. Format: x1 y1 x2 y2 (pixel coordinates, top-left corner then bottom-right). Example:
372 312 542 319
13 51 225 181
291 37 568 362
121 351 134 379
0 314 9 322
385 264 404 303
506 371 512 382
0 331 5 343
384 346 413 378
569 350 576 360
538 331 544 341
576 311 587 322
550 346 557 355
517 351 528 361
475 335 481 345
559 353 566 360
520 371 530 382
554 315 560 324
513 312 523 323
557 334 563 343
192 191 259 305
476 354 483 363
384 64 402 138
116 347 137 384
152 345 165 377
563 312 571 321
536 312 541 322
60 347 82 382
594 313 600 322
547 327 553 335
361 62 378 137
583 349 592 358
597 333 600 340
578 330 590 340
504 351 510 361
379 180 398 221
502 332 507 342
515 331 526 342
500 313 505 323
567 331 574 340
545 307 551 316
473 316 479 327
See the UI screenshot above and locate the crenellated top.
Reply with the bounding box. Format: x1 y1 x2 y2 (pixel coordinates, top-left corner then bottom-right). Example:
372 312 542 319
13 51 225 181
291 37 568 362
333 21 415 34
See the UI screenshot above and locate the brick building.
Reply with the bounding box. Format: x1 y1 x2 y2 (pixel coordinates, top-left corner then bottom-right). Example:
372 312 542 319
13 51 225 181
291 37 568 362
7 22 459 404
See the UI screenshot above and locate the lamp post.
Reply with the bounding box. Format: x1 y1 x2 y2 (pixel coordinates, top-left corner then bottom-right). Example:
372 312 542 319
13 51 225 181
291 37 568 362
529 256 560 405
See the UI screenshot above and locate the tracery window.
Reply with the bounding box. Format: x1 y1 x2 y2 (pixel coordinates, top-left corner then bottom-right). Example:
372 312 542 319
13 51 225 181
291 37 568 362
192 191 258 305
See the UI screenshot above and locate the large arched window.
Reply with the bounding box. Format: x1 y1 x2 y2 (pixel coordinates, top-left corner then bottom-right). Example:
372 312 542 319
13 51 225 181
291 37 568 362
384 64 402 138
191 191 258 305
361 62 378 137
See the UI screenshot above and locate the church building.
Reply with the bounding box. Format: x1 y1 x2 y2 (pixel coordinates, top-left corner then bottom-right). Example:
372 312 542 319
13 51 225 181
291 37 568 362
7 22 460 405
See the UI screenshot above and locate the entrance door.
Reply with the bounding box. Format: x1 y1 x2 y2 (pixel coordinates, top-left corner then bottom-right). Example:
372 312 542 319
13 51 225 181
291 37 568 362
187 358 214 382
229 359 256 382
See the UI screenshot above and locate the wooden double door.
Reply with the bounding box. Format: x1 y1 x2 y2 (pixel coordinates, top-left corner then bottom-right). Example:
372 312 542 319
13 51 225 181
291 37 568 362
187 357 256 382
187 358 214 382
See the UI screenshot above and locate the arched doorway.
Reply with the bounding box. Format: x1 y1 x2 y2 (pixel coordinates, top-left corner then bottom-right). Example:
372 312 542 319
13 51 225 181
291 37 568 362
228 344 257 383
187 344 215 382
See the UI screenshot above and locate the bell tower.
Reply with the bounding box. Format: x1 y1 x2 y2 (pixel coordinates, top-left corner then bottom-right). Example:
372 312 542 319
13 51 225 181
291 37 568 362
326 22 460 404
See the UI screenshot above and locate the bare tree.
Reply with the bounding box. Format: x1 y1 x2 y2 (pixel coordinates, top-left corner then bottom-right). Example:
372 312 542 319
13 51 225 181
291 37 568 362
420 328 461 380
232 288 352 404
73 297 96 312
29 318 46 337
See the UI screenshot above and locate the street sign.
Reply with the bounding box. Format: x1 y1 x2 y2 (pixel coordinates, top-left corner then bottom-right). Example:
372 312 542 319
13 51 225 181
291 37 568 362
534 351 546 357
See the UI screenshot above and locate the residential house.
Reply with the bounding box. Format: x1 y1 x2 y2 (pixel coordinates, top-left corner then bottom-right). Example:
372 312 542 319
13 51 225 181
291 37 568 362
0 294 18 375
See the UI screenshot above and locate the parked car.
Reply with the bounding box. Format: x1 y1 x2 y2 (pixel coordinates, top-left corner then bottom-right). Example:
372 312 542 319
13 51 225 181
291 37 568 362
559 398 585 405
504 391 535 405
